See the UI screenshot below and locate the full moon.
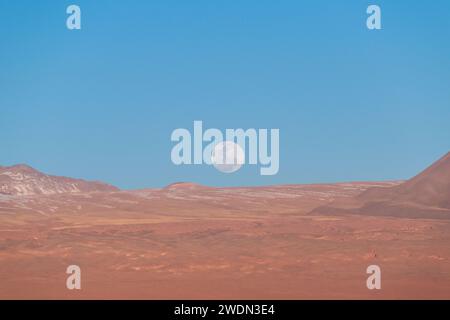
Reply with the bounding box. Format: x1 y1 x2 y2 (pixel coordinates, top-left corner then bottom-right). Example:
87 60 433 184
211 141 245 173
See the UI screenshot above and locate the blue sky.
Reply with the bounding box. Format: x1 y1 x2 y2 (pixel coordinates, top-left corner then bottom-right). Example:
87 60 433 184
1 1 449 189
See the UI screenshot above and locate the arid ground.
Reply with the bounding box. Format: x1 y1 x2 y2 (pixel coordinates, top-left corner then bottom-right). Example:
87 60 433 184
1 153 449 299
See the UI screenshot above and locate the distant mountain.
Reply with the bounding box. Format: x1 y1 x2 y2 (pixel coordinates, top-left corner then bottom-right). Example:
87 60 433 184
311 152 450 219
0 164 119 196
359 152 450 209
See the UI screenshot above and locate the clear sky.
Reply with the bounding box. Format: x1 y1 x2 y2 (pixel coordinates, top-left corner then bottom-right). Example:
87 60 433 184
1 1 449 189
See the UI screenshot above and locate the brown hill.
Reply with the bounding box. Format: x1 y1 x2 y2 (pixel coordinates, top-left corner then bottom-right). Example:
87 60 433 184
0 164 119 196
359 152 450 209
311 152 450 219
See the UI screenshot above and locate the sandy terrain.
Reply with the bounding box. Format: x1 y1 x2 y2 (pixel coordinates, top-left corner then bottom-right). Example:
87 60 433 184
0 153 449 299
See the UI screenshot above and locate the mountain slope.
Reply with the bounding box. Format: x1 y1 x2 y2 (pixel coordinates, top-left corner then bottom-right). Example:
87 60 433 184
311 151 450 219
0 164 119 196
359 152 450 209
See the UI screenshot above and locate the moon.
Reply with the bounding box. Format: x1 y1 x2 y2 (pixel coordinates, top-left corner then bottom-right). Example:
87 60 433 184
211 141 245 173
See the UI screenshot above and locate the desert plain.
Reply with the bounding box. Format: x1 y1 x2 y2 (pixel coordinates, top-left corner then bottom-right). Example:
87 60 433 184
0 153 450 299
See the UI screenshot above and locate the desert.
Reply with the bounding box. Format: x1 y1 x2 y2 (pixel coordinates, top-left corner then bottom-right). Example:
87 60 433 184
0 153 449 299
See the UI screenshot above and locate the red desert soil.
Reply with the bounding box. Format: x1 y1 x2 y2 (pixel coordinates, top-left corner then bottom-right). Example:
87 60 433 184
0 153 449 299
